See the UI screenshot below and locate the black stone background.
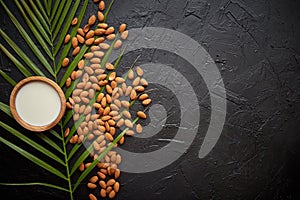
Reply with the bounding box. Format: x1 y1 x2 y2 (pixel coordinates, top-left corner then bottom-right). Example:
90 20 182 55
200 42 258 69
0 0 300 199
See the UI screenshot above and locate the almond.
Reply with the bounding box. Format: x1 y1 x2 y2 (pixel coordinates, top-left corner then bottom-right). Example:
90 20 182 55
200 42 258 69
136 124 143 133
106 33 115 40
89 194 97 200
76 34 85 44
86 30 95 39
109 191 116 199
137 111 146 119
124 119 133 128
119 23 127 33
99 1 105 11
139 93 149 101
105 63 114 70
142 98 152 106
127 69 134 79
64 34 70 44
85 38 95 46
72 46 80 56
87 183 97 189
95 28 106 35
99 43 110 50
121 30 129 40
62 58 69 67
71 17 78 26
114 182 120 193
113 39 122 49
98 11 104 22
94 37 105 45
100 188 106 197
66 77 71 87
105 26 115 35
89 176 99 183
88 15 96 26
77 28 85 36
72 37 78 48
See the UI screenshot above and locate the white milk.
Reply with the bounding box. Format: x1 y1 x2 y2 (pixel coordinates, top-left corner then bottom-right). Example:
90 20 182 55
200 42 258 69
15 81 61 126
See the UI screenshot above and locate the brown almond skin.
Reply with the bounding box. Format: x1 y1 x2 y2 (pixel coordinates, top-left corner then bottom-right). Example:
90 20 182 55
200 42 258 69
89 193 97 200
142 98 152 106
116 154 121 164
76 34 85 44
98 23 108 29
105 27 115 35
87 183 97 189
86 30 95 39
114 169 120 179
72 37 78 48
119 136 125 144
136 124 143 133
140 78 148 86
83 24 90 33
128 69 134 79
109 190 116 199
85 38 95 46
62 58 69 67
105 63 114 70
88 15 96 26
135 86 145 92
97 172 106 179
125 119 133 128
121 30 129 40
89 176 99 183
137 111 147 119
84 52 94 59
99 0 105 10
114 182 120 193
105 133 114 142
121 100 130 108
139 94 149 101
106 34 115 40
94 37 105 45
107 179 116 186
136 66 144 76
99 180 106 189
126 130 134 136
77 28 85 36
71 17 78 26
95 28 106 35
114 40 122 49
79 162 85 171
98 11 104 22
64 128 70 137
100 188 106 198
78 59 85 69
119 23 127 33
66 77 71 87
66 102 72 109
130 89 137 100
64 34 70 44
100 43 110 50
72 46 80 56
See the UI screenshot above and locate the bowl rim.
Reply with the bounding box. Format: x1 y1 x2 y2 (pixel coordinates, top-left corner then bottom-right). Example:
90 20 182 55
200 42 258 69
9 76 66 132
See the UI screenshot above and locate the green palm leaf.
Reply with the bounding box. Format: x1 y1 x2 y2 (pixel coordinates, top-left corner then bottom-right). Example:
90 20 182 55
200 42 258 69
0 0 142 199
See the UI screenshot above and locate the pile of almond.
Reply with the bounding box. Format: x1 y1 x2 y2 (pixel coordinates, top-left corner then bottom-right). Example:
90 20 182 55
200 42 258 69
62 0 151 199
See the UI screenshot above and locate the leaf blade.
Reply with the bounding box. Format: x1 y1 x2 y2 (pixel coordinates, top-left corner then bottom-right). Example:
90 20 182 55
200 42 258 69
0 1 54 77
0 44 32 77
0 29 45 76
0 121 66 166
0 136 67 180
0 69 16 86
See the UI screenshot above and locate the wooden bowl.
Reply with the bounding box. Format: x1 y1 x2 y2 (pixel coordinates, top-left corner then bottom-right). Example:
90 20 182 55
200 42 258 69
10 76 66 132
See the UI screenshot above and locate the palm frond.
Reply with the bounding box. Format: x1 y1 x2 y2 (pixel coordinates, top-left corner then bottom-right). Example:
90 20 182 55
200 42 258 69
0 136 68 180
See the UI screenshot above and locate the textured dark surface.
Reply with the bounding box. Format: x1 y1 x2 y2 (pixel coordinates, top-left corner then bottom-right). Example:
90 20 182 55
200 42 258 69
1 0 300 200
